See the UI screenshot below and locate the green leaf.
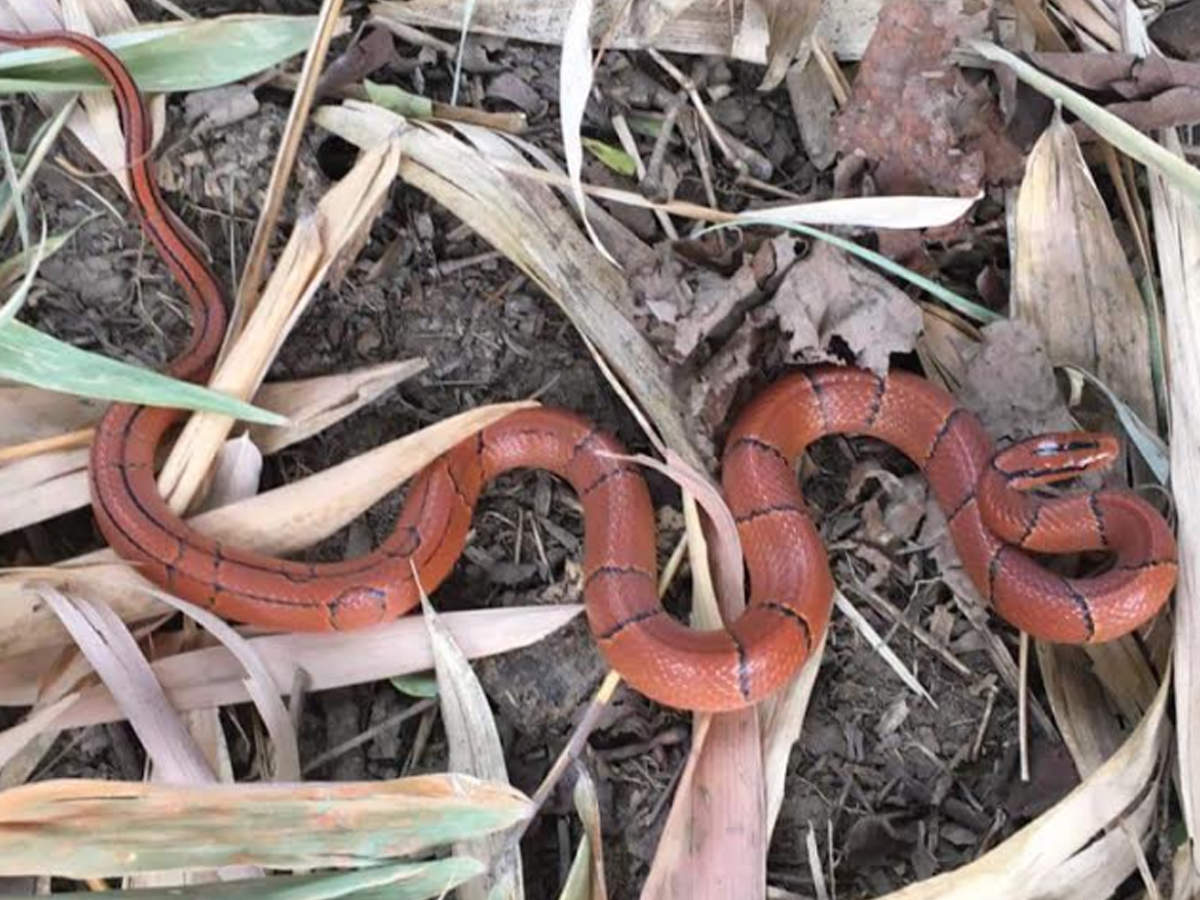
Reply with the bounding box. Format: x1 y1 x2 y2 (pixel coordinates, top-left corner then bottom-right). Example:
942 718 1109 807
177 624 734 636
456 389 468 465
0 320 286 425
0 217 46 327
0 15 319 94
711 217 1003 324
0 857 484 899
581 137 636 177
364 80 433 118
390 674 439 699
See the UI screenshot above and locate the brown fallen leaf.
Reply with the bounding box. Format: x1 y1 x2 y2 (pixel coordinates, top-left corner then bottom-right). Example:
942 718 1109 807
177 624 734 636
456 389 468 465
1026 51 1200 100
771 240 923 375
1072 87 1200 143
955 319 1076 442
835 0 1023 195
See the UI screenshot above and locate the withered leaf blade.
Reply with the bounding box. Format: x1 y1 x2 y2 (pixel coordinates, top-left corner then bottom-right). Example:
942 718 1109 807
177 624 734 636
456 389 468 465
1012 111 1157 428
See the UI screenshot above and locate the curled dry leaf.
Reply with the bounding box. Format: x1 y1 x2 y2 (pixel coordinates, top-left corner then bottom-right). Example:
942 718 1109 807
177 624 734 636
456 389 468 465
1012 110 1157 427
954 320 1077 442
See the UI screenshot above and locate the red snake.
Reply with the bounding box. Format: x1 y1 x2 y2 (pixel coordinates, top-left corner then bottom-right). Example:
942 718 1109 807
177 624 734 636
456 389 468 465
4 29 1178 712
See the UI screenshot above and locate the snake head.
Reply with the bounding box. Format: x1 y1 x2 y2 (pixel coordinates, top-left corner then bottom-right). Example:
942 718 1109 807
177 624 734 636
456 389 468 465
992 431 1120 491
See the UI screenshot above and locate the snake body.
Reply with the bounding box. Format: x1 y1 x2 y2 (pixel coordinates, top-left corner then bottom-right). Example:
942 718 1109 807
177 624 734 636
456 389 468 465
3 29 1177 712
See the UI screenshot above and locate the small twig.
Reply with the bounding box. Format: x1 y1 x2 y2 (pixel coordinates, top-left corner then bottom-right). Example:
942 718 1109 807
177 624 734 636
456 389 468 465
0 426 94 463
647 48 743 177
232 0 346 339
1018 632 1030 782
301 697 436 774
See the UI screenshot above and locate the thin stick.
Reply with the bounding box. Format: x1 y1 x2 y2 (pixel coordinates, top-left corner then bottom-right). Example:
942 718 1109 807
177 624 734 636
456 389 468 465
231 0 346 339
1018 631 1030 782
0 426 94 463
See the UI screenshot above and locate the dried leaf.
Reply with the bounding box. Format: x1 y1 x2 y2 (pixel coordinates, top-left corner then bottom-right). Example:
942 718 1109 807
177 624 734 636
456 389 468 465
756 0 821 92
419 586 523 900
1012 110 1157 426
772 241 923 376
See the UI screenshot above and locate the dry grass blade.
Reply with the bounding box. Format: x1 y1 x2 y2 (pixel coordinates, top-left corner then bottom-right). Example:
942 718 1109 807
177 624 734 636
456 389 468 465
0 383 99 445
1147 129 1200 856
878 669 1170 899
0 774 531 877
0 361 428 532
761 628 828 832
559 0 615 263
142 585 300 781
159 137 403 515
0 401 535 655
617 450 743 613
1012 109 1156 425
559 763 606 900
0 605 582 732
757 0 821 91
35 585 215 784
247 358 427 454
0 446 88 533
418 584 524 900
641 709 766 899
735 193 979 229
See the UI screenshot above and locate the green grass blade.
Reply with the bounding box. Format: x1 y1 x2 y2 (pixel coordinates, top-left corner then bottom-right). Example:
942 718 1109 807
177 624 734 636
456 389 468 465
0 216 46 327
0 320 286 425
1061 363 1169 484
0 14 320 93
0 857 485 899
970 41 1200 204
710 217 1003 324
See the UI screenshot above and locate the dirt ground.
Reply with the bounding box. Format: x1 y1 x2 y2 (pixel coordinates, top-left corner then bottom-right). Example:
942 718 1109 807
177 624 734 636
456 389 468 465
0 0 1169 897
